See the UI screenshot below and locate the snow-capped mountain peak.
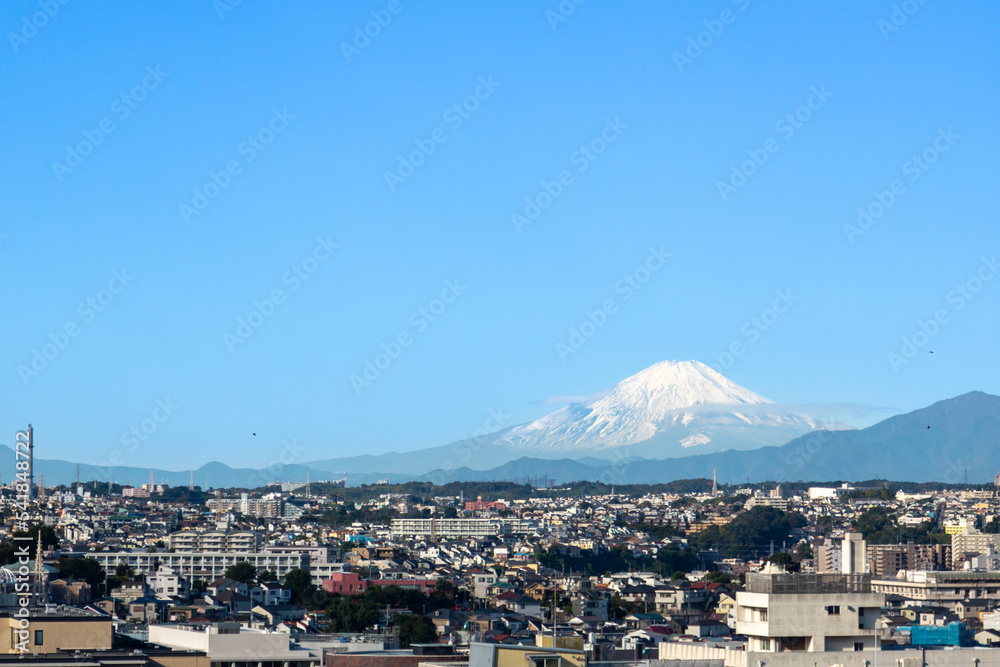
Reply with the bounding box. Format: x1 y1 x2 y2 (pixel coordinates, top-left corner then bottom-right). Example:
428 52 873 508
498 360 844 456
595 359 771 412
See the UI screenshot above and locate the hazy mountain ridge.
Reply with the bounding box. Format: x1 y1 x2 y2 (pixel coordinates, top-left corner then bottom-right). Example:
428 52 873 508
419 392 1000 484
10 359 998 487
307 360 850 475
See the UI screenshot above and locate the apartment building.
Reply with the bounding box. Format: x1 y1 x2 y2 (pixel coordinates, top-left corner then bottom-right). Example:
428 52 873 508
82 550 309 581
866 543 951 577
872 570 1000 603
952 526 1000 567
391 518 498 539
734 569 884 653
167 530 261 552
206 494 282 518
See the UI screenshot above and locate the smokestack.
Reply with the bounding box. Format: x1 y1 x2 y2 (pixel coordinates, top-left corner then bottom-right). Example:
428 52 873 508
27 424 34 501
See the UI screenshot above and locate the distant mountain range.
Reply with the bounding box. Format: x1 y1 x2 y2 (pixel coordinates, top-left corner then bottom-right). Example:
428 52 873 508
416 391 1000 485
305 361 851 476
4 361 999 487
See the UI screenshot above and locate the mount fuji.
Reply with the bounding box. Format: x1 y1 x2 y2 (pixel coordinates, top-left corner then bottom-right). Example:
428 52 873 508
306 360 853 477
494 360 847 459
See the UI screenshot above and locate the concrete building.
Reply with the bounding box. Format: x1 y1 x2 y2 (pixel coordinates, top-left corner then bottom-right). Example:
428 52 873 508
841 532 867 574
390 518 498 539
743 496 790 511
83 550 309 582
465 497 506 512
206 495 282 518
734 568 884 653
469 642 585 667
167 530 261 552
814 538 842 574
146 565 190 598
148 622 319 667
872 570 1000 603
807 484 854 500
867 543 951 577
952 525 1000 567
0 606 112 654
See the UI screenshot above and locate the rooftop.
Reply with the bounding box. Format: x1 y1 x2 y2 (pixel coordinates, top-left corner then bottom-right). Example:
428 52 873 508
745 572 871 595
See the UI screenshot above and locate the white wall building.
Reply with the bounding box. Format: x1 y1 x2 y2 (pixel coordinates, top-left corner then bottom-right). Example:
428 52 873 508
391 518 499 539
735 567 884 653
146 565 190 598
167 530 262 552
148 622 319 667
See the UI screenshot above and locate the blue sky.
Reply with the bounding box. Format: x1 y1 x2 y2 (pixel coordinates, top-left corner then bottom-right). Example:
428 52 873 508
1 1 998 470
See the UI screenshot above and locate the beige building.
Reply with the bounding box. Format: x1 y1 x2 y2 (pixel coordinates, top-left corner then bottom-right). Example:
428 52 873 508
0 606 111 654
469 642 585 667
866 543 951 577
952 525 1000 566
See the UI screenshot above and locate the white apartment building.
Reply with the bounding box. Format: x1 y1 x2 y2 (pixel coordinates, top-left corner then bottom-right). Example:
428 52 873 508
735 567 884 653
167 530 261 552
83 550 310 581
391 518 498 539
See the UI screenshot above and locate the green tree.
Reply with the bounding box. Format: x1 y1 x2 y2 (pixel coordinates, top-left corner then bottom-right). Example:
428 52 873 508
56 557 105 589
284 568 313 604
13 525 59 551
224 560 258 585
392 613 437 647
690 507 805 559
431 579 456 607
257 569 277 584
767 552 799 573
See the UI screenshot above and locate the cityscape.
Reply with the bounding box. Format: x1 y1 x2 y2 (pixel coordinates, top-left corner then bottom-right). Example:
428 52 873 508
4 3 999 667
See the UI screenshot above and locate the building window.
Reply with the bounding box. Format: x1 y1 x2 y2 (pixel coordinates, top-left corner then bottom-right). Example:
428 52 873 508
825 605 841 615
34 631 43 646
854 642 864 651
759 638 770 651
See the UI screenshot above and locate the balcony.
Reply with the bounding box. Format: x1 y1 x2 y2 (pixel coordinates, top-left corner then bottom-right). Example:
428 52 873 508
736 621 770 637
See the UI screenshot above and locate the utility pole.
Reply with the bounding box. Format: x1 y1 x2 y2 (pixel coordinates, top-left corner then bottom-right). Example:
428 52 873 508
551 590 556 646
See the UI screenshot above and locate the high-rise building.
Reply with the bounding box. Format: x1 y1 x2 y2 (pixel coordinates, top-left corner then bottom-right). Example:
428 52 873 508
866 543 951 577
814 538 842 574
842 532 867 574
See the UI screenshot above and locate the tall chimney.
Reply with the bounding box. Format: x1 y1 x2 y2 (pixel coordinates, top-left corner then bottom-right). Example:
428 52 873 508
27 424 34 501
